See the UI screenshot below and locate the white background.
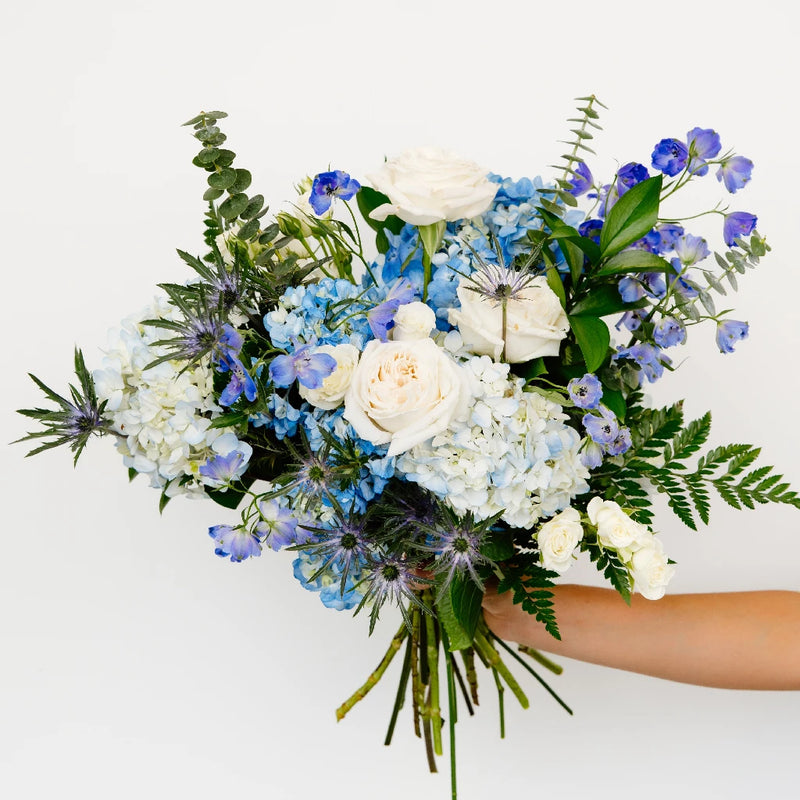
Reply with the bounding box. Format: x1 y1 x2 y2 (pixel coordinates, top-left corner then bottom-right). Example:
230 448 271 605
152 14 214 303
2 2 799 798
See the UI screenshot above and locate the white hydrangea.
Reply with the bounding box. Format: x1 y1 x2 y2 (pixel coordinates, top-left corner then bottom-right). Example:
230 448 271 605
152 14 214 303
396 356 589 528
93 295 242 498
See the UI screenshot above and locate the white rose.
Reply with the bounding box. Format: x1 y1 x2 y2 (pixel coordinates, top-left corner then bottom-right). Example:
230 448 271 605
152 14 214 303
367 146 498 226
298 344 360 410
392 301 436 341
536 507 584 574
630 538 675 600
587 497 648 553
344 338 470 457
448 273 569 363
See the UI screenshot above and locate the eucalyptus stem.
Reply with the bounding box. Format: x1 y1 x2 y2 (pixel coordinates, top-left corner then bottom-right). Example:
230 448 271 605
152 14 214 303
461 648 479 706
336 622 407 722
473 629 529 710
518 644 564 675
425 609 443 757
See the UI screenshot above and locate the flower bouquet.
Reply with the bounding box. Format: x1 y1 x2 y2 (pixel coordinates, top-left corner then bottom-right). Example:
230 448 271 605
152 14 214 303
17 96 799 797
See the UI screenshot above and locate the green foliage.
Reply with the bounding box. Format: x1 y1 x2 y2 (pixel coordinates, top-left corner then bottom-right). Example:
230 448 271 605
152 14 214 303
567 314 610 372
583 537 632 604
437 574 484 651
599 175 663 258
496 561 560 640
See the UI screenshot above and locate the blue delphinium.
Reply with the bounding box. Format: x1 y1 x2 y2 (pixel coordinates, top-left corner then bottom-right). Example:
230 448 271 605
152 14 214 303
673 234 710 267
686 127 721 176
269 343 337 389
651 138 689 177
723 212 757 247
568 374 603 409
209 524 262 562
717 156 753 193
716 320 749 353
255 498 305 551
654 316 687 348
615 342 671 384
567 161 594 196
617 162 650 195
309 170 361 215
367 278 416 341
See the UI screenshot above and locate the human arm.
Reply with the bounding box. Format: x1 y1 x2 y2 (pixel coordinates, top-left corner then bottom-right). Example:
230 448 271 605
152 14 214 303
481 584 800 690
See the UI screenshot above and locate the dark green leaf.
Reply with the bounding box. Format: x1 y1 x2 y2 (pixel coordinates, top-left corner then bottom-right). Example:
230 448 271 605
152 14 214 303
568 315 610 372
481 529 515 561
436 586 472 651
230 169 252 194
599 175 662 258
206 486 247 510
219 192 249 220
196 147 220 165
570 284 648 317
241 194 265 220
356 186 405 235
207 168 237 190
546 266 566 308
601 388 627 420
594 249 675 277
215 149 236 168
203 187 224 201
450 575 483 643
237 218 260 240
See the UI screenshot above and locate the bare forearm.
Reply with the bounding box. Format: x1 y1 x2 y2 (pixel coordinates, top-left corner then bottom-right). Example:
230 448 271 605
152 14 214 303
483 586 800 690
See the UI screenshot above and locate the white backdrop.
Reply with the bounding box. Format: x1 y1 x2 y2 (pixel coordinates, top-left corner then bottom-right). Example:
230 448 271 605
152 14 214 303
2 2 799 798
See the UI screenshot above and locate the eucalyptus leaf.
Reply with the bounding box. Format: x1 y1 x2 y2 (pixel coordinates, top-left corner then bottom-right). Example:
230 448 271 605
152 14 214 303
207 168 237 190
241 194 265 220
219 192 249 220
230 169 252 194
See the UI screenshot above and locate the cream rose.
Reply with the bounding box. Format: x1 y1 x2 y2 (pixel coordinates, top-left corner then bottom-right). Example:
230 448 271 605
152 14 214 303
343 338 470 457
630 539 675 600
392 301 436 342
587 497 649 554
298 344 359 410
367 147 498 226
448 273 569 363
536 507 584 574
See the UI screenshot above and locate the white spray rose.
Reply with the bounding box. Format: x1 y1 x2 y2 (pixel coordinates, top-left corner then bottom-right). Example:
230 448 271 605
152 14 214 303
392 301 436 341
367 146 498 226
298 344 360 410
448 272 569 363
344 338 470 457
536 507 584 574
587 497 649 554
630 538 676 600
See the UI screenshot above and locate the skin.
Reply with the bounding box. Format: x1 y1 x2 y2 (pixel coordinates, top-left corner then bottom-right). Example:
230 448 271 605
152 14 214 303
481 585 800 691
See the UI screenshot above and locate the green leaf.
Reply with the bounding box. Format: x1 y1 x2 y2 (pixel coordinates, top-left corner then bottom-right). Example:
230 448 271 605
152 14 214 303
601 388 627 420
568 315 610 372
203 187 224 201
570 284 648 317
481 529 515 561
206 486 247 510
450 575 483 643
240 194 265 220
230 169 252 194
215 149 236 168
546 265 566 307
128 467 138 482
219 192 249 220
237 218 260 240
196 147 220 165
207 168 237 190
436 586 473 651
356 186 404 235
594 249 675 277
599 175 662 258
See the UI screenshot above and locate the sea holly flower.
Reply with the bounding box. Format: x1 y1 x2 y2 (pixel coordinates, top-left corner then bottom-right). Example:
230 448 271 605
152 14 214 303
209 524 263 562
616 162 650 196
723 212 757 247
269 343 337 389
651 138 689 176
568 373 603 410
567 161 593 196
686 127 721 176
654 316 687 348
715 319 749 353
309 170 361 215
717 156 753 193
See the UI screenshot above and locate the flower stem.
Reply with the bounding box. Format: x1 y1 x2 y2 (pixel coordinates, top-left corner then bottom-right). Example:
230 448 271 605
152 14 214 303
425 609 443 757
491 666 506 739
450 653 474 716
461 648 480 706
411 608 423 738
442 630 459 800
518 644 564 675
473 628 529 710
384 632 414 746
335 622 407 721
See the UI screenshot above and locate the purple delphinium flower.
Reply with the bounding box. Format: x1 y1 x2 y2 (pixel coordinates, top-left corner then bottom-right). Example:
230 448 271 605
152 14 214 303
583 407 619 446
580 438 605 469
209 524 262 562
567 161 594 196
605 426 632 457
615 342 670 383
673 234 710 266
579 218 603 244
723 212 757 247
256 498 302 551
654 223 685 253
269 344 337 389
568 373 603 410
654 316 687 348
367 278 416 342
218 355 258 406
309 170 361 215
617 162 650 196
651 138 689 177
618 276 645 303
686 127 721 176
199 450 249 488
717 156 753 193
616 309 644 332
715 320 749 353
